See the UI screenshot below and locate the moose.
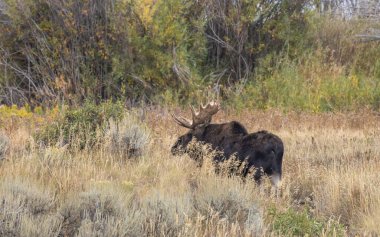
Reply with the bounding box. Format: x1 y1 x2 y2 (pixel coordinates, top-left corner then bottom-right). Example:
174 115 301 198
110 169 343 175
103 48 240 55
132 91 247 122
171 101 284 186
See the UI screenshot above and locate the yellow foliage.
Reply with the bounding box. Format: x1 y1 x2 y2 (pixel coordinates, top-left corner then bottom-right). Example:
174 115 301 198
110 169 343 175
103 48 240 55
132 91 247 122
0 105 33 119
0 105 61 131
135 0 157 26
350 74 359 88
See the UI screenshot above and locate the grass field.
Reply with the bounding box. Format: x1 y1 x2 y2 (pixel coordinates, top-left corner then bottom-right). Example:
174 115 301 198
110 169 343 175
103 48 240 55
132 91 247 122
0 107 379 236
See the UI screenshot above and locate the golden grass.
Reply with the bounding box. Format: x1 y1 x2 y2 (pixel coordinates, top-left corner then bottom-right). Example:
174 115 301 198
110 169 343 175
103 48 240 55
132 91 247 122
1 108 379 236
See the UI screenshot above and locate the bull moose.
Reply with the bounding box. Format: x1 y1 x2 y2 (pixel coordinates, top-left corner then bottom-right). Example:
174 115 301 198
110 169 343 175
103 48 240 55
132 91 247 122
171 101 284 186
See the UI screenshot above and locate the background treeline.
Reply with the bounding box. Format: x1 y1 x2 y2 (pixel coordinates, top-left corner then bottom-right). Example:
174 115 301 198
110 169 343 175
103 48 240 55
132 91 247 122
0 0 380 111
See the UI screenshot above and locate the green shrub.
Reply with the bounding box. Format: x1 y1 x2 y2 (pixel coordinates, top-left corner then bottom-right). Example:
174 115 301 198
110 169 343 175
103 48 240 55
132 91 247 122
35 101 124 149
224 51 380 112
268 207 346 236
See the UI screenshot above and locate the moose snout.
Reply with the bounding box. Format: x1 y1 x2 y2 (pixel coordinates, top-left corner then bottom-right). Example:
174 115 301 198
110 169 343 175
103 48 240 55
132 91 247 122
171 140 184 155
270 172 282 187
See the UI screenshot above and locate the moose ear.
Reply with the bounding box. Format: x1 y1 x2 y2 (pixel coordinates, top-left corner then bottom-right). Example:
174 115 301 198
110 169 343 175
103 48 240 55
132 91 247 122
194 118 211 129
194 124 206 129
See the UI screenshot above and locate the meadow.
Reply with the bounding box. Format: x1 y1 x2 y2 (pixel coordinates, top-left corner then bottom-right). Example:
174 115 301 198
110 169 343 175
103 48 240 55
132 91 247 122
1 106 379 236
1 1 380 236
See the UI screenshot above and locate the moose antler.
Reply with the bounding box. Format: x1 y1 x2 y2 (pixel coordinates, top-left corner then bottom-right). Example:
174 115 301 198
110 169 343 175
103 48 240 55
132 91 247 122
172 101 220 129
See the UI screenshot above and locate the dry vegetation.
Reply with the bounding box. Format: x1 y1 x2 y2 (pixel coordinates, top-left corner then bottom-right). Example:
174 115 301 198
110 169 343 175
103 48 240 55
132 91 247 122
1 107 380 236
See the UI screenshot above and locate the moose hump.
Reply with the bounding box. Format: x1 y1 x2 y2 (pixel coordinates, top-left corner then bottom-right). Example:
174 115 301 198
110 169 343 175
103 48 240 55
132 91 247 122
171 101 284 186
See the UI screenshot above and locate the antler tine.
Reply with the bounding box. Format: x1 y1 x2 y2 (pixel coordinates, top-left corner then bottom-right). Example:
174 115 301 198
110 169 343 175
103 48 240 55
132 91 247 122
195 100 220 124
190 105 197 117
171 113 193 129
204 100 220 113
200 102 206 110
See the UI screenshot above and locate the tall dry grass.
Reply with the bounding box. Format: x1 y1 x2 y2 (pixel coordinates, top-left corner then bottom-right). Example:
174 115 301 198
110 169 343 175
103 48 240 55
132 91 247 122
0 107 379 236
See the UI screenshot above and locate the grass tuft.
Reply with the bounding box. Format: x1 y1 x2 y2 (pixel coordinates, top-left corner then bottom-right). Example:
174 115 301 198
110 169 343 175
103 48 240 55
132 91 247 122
0 132 9 160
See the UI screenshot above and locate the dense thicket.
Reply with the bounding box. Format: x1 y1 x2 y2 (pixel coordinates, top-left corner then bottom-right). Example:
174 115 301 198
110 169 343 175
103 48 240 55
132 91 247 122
0 0 379 110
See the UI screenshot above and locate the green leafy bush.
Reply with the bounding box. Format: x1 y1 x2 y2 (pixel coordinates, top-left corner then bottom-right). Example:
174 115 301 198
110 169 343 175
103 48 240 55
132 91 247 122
35 101 124 149
268 207 346 236
1 0 380 111
224 50 380 112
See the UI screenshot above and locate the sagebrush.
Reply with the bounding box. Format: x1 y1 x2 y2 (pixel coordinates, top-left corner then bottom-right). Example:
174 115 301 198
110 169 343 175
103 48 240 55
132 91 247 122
1 107 379 236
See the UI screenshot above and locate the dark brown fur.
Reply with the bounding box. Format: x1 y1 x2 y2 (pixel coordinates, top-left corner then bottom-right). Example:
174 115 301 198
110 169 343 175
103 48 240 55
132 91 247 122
172 121 284 183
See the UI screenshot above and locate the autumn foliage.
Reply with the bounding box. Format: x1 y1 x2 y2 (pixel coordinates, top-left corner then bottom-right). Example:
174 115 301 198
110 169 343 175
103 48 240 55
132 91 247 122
0 0 379 111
